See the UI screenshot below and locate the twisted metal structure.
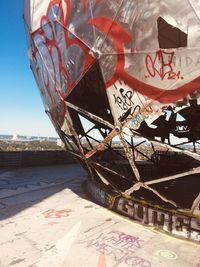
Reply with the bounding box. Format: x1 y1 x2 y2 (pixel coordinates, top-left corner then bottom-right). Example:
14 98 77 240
24 0 200 241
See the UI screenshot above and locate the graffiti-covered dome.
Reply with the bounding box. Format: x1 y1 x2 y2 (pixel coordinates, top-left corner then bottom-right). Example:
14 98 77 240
24 0 200 242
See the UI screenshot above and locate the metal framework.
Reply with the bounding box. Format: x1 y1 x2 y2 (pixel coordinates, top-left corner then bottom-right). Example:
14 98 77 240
24 0 200 232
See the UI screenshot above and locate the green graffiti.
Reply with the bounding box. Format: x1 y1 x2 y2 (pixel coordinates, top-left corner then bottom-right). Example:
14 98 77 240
155 250 178 260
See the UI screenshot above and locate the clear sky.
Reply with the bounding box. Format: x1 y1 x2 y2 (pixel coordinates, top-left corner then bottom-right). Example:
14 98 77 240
0 1 58 137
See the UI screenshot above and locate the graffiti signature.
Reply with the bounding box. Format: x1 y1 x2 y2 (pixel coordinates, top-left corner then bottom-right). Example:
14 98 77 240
145 50 183 80
113 85 135 111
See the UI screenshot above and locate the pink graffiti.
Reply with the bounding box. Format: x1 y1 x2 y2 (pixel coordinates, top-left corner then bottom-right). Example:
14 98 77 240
125 256 151 267
78 230 150 267
43 209 72 218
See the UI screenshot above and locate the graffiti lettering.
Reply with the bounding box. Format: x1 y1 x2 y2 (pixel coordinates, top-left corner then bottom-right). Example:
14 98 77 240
130 111 150 129
87 181 200 242
145 51 183 80
117 198 200 242
175 125 188 132
113 85 135 111
78 230 150 267
130 106 153 129
87 180 115 208
125 256 152 267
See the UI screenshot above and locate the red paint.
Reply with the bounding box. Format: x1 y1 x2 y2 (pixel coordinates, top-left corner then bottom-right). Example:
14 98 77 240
145 51 182 80
118 66 200 103
32 0 95 126
32 0 200 109
89 17 132 87
43 209 72 218
90 17 200 103
82 0 88 14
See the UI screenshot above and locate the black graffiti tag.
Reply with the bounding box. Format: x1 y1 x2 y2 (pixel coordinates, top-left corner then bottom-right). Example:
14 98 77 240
113 85 135 111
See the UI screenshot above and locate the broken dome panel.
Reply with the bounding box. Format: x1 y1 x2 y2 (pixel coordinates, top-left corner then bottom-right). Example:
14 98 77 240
66 60 114 126
157 16 188 49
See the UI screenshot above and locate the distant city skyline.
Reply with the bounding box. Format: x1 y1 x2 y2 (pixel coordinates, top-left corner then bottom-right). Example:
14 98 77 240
0 133 58 139
0 1 58 137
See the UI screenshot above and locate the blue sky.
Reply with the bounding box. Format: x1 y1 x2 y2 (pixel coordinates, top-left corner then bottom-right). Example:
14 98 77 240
0 1 58 137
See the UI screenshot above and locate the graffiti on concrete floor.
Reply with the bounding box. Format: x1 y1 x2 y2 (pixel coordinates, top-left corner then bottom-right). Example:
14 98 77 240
78 230 151 267
155 250 178 260
43 209 72 219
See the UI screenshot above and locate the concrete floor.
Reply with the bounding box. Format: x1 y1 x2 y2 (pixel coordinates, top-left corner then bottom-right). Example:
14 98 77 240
0 164 199 267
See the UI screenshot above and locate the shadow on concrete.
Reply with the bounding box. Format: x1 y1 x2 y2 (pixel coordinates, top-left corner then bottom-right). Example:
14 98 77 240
0 164 90 220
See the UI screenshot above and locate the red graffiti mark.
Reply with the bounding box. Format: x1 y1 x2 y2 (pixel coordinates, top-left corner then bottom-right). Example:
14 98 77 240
79 230 149 266
43 209 72 218
116 62 200 103
90 17 200 103
82 0 88 14
32 0 200 109
32 0 95 126
145 51 182 80
88 16 132 88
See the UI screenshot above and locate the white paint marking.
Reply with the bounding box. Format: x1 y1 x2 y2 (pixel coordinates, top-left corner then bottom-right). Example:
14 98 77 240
35 221 81 267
